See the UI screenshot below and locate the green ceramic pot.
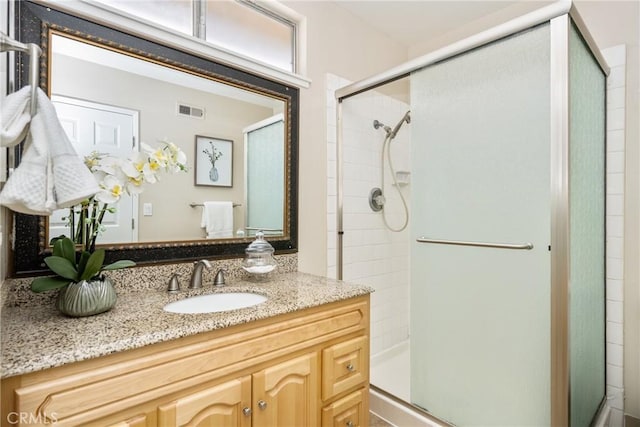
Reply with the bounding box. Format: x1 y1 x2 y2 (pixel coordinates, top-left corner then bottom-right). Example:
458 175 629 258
56 276 117 317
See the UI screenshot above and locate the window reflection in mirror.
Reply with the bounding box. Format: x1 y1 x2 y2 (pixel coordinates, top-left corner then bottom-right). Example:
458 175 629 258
48 33 287 245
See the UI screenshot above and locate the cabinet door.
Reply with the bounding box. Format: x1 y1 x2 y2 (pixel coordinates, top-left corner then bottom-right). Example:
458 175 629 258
252 352 319 427
157 376 251 427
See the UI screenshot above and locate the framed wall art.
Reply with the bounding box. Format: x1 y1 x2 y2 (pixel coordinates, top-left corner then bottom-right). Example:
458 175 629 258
195 136 233 187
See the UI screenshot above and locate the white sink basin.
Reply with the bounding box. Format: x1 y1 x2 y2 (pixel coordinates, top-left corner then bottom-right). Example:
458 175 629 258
163 292 267 314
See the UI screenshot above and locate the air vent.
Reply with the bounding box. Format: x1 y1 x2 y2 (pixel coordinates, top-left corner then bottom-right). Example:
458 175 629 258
177 103 205 119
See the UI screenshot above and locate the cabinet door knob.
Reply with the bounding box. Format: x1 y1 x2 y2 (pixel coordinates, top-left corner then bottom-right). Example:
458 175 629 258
346 421 354 427
346 363 355 372
258 400 268 410
242 407 252 416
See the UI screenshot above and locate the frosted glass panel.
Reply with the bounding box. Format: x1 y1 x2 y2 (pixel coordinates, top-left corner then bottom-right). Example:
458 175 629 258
246 118 284 235
568 22 606 426
410 25 551 425
95 0 192 35
206 1 294 72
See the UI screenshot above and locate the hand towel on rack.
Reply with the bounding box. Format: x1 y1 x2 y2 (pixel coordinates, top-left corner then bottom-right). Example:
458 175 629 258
200 201 234 239
0 86 52 214
34 89 99 207
0 87 99 215
0 86 32 147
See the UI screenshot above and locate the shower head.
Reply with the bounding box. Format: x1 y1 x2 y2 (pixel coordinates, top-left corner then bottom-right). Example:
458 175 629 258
389 110 411 139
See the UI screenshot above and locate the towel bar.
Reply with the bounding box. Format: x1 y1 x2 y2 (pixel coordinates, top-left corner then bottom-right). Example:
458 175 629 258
190 202 241 208
416 237 533 250
0 32 42 115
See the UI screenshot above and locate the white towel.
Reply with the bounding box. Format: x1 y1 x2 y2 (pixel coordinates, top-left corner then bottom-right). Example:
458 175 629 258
200 201 233 238
1 86 32 147
0 87 100 215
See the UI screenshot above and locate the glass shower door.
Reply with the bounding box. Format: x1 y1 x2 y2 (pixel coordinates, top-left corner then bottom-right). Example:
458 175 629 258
409 25 552 425
244 115 285 236
568 22 606 427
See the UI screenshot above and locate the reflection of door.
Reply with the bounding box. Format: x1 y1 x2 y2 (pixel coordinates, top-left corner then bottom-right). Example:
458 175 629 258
244 114 284 237
49 96 139 244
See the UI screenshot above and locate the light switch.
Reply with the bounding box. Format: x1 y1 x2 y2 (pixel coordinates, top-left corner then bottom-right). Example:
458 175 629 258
143 203 153 216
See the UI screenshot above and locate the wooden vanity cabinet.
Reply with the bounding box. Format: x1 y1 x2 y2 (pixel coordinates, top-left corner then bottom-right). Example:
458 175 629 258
157 352 318 427
1 296 369 427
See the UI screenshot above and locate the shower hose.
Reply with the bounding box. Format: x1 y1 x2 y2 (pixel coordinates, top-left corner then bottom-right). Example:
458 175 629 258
381 133 409 232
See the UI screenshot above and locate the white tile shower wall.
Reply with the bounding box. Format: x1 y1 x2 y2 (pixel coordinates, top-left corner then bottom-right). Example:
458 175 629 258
326 74 411 356
603 44 626 427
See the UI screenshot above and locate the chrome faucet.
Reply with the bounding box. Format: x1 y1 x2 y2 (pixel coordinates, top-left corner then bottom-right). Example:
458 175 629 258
189 260 212 289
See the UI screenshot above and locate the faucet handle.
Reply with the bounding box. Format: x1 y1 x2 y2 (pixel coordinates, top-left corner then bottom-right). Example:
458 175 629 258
214 268 226 287
167 273 180 293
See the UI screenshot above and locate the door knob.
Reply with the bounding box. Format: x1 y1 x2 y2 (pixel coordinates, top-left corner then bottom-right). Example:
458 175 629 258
258 400 267 410
242 407 252 416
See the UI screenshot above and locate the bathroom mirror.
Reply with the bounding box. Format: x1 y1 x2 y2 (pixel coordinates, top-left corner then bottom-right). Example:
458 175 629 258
11 1 298 275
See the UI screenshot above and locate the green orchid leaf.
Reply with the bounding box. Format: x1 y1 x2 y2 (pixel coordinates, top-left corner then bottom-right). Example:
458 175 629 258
102 260 136 271
77 251 90 278
30 276 71 293
53 237 76 265
44 256 78 281
80 249 105 281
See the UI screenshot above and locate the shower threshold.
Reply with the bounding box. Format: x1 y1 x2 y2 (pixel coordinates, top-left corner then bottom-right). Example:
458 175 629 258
369 385 451 427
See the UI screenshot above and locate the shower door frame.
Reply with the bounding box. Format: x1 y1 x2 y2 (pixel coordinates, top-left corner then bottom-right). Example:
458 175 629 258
334 3 609 425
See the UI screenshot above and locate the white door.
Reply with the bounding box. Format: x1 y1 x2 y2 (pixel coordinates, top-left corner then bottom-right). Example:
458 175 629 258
49 96 139 245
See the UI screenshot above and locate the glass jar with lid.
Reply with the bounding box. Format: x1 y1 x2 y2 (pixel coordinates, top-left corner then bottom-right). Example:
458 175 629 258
242 231 277 280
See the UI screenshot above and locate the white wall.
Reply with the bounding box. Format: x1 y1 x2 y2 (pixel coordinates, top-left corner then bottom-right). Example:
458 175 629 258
326 73 411 357
602 44 628 427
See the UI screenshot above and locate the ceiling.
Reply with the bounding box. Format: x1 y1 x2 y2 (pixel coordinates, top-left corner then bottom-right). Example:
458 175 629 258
334 0 553 48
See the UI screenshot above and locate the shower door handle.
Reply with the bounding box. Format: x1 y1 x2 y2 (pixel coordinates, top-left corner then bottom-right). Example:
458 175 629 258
416 237 533 250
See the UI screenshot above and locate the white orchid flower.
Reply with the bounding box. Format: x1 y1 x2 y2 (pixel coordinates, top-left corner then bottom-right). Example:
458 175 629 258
94 174 125 204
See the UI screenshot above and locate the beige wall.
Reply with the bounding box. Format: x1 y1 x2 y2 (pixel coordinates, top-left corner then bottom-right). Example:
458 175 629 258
53 55 276 241
282 1 409 276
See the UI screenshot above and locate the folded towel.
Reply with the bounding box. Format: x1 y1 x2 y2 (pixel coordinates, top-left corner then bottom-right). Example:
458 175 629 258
0 87 100 215
200 201 233 238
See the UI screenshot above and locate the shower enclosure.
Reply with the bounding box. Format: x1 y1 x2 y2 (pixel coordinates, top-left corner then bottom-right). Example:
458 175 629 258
333 3 607 426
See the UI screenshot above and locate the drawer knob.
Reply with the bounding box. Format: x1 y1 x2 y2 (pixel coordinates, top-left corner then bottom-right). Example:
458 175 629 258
346 421 354 427
243 407 252 416
346 363 355 372
258 400 268 410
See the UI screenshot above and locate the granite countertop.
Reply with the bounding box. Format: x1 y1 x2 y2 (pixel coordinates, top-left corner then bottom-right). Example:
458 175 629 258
0 272 372 379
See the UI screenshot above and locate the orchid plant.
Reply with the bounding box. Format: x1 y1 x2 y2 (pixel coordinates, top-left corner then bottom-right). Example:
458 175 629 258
73 140 188 253
31 140 187 293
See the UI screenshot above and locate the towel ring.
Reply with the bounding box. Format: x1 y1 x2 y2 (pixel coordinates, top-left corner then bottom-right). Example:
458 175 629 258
0 32 42 115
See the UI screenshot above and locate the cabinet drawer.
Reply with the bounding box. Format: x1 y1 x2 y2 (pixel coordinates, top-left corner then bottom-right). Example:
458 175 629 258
321 388 368 427
322 336 369 400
